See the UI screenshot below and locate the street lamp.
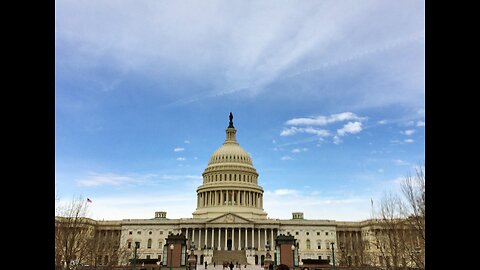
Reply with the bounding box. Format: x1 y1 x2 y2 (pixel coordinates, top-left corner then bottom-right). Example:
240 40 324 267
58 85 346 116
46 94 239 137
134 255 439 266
170 244 175 270
264 242 272 270
291 244 296 270
330 242 336 270
188 242 197 270
134 242 140 270
157 261 161 270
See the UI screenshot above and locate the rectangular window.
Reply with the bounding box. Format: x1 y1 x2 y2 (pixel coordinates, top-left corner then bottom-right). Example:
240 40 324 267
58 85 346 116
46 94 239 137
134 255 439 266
327 256 330 261
147 255 151 260
129 231 133 235
159 242 163 248
325 232 329 236
158 255 162 260
160 231 163 234
317 232 320 236
295 232 299 235
137 231 141 235
128 242 131 249
317 245 321 249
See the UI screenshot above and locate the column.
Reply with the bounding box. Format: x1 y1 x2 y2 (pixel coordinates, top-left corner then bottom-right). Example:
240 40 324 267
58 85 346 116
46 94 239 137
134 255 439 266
232 228 235 250
192 228 196 247
199 228 202 250
212 228 215 249
270 228 274 249
251 228 254 249
244 228 247 250
220 190 224 205
238 228 241 250
197 195 199 208
237 191 240 206
205 227 208 248
225 227 228 250
258 228 260 250
243 191 246 206
218 228 221 250
264 229 267 250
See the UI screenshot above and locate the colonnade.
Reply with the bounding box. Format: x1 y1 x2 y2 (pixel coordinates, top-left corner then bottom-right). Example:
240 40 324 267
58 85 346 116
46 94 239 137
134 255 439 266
197 190 263 208
181 227 278 251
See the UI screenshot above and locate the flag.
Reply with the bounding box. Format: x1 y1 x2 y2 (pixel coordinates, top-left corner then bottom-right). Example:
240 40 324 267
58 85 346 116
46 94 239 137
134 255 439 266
87 198 92 203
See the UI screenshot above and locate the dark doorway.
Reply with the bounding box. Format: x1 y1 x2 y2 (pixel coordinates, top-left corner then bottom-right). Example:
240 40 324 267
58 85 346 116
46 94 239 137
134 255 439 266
260 255 265 266
200 255 204 264
227 239 232 250
255 255 258 265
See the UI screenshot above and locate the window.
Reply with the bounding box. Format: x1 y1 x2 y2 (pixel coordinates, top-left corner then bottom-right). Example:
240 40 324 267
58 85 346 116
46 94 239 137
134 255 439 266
317 232 320 236
168 231 172 235
159 242 163 248
306 239 311 249
147 255 151 260
149 231 153 235
160 231 164 235
148 239 152 249
306 232 309 235
327 256 330 261
295 232 299 235
325 232 329 236
129 231 133 235
317 245 321 249
128 242 132 249
158 255 162 260
326 243 330 249
137 231 142 235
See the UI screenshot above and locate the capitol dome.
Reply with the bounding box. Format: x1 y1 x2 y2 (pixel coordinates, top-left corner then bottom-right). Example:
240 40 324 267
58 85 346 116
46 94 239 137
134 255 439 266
192 113 267 219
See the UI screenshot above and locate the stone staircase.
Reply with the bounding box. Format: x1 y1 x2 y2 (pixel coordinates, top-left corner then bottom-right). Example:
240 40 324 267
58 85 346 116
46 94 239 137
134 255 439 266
212 250 248 265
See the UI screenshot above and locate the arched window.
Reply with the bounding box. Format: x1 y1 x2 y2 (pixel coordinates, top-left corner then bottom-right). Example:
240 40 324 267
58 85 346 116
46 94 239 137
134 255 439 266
148 239 152 249
306 239 311 250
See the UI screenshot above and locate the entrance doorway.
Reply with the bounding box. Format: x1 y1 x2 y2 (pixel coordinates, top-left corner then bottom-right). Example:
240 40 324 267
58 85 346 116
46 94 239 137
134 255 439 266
227 239 232 250
255 255 258 265
261 255 265 266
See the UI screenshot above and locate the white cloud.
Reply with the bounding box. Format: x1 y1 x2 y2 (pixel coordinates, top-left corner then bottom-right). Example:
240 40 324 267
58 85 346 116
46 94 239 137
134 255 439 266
416 121 425 127
402 129 415 135
184 140 190 144
291 147 308 153
378 120 387 125
393 159 409 166
378 169 384 173
281 156 293 161
77 173 141 187
176 157 186 161
404 139 414 143
285 112 363 126
174 147 185 152
280 127 330 137
333 135 342 144
337 121 362 136
272 139 276 144
194 157 198 160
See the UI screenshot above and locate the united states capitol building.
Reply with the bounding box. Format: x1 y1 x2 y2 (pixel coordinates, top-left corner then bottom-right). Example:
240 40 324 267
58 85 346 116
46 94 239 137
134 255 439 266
77 114 397 268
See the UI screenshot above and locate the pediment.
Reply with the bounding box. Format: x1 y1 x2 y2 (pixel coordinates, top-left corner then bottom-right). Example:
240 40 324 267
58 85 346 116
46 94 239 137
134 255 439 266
207 213 252 224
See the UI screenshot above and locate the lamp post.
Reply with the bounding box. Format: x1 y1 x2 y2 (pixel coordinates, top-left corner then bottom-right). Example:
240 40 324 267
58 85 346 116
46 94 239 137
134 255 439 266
264 242 272 270
188 242 196 270
157 261 161 270
134 242 140 270
170 244 175 270
330 242 336 270
291 244 296 270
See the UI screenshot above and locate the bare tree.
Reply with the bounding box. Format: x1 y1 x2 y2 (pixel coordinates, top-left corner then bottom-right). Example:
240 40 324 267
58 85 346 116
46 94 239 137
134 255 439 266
400 164 425 269
55 196 94 270
372 193 408 270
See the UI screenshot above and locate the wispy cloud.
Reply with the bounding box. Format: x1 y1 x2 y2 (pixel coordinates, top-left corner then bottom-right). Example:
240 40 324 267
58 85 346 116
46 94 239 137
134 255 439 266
291 147 308 153
402 129 415 136
378 120 387 125
404 139 414 143
184 140 190 144
337 121 362 136
285 112 364 126
281 156 293 161
77 173 141 187
416 121 425 127
393 159 409 166
333 135 342 144
280 127 330 137
174 147 185 152
176 157 186 161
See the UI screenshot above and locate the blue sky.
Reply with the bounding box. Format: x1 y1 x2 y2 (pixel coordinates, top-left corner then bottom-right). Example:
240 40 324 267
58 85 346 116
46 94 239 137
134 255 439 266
55 0 424 221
